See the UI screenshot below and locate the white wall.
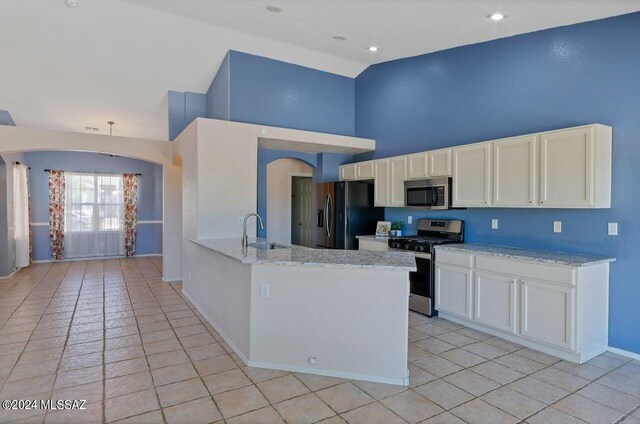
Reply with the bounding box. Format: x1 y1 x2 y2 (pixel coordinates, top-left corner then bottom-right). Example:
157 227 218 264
267 159 312 245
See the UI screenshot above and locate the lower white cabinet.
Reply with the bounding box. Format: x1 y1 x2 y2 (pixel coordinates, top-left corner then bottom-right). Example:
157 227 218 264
520 279 575 351
435 249 609 364
435 264 473 319
474 271 517 334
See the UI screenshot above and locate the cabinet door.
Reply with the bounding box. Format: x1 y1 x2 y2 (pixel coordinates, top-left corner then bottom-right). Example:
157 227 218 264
520 279 575 350
428 148 452 177
374 160 389 206
493 136 537 206
452 143 492 206
389 157 407 207
540 127 595 207
474 272 517 333
435 264 473 319
407 153 428 179
340 164 356 181
356 161 375 180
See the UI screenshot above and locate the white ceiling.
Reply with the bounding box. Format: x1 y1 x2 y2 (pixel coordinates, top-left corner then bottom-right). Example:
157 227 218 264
1 0 638 141
121 0 640 65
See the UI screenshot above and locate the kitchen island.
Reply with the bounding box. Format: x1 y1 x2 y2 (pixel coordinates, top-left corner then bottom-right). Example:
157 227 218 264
183 238 417 385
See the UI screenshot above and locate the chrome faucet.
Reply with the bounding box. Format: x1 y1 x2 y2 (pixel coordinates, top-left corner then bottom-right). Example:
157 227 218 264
242 213 264 248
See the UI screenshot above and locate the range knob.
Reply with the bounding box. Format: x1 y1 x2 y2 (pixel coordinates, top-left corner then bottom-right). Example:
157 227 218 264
419 246 425 252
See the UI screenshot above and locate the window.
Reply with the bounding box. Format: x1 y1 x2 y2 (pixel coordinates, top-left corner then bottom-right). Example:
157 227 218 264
64 172 125 258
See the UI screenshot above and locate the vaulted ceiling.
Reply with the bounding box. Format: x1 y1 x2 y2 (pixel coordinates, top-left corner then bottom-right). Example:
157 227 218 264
0 0 638 140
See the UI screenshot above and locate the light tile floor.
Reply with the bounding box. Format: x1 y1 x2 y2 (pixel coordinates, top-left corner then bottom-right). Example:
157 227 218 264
0 258 638 423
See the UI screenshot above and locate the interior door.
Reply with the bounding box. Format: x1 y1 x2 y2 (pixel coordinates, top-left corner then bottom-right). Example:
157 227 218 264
299 178 313 247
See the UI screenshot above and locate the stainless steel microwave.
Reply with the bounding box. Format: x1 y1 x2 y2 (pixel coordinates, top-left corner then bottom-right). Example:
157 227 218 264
404 177 452 210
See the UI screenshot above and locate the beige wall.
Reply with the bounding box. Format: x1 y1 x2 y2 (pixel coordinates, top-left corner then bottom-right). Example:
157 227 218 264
266 159 312 245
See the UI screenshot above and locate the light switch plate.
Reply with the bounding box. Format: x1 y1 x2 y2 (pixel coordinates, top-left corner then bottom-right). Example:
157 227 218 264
260 283 270 298
608 223 618 236
553 221 562 233
407 216 413 225
491 219 498 230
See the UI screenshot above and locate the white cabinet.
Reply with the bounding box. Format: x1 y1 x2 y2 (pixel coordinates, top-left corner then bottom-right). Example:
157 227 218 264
357 161 374 180
389 157 407 206
435 248 609 364
407 153 428 179
539 126 611 208
428 148 452 177
493 136 537 207
343 123 611 209
474 272 517 334
435 264 473 319
520 279 575 351
452 143 492 207
373 160 389 207
339 164 356 181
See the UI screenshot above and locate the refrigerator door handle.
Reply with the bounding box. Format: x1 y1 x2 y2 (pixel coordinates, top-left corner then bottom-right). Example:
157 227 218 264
326 193 332 238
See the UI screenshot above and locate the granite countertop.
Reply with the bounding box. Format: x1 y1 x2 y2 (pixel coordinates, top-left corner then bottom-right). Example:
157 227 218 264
191 238 417 271
355 235 390 242
435 243 615 267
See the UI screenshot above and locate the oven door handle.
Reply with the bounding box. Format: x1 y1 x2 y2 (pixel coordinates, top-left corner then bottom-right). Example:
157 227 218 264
414 252 432 260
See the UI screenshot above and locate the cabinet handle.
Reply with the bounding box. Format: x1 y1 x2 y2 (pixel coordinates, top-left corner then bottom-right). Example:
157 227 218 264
541 201 544 204
529 200 532 204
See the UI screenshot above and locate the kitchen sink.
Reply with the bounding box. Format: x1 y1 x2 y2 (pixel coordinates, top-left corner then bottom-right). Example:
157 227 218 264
248 242 285 250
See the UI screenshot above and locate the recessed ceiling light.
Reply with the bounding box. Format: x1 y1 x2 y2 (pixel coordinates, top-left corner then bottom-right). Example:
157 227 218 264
333 36 347 41
265 5 282 13
65 0 79 7
367 46 379 52
488 12 506 21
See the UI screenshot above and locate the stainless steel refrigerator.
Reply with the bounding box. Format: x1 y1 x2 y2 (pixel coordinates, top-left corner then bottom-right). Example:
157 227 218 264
316 180 385 250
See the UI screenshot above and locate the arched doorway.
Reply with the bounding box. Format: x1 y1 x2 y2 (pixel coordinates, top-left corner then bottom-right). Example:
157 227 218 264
266 158 314 246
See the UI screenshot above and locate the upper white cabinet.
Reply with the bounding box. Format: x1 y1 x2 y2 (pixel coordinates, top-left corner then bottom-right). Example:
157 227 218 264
407 153 428 179
340 164 356 181
452 143 492 207
340 124 611 209
357 161 374 180
539 125 611 208
493 135 538 207
389 157 407 206
428 148 452 177
373 159 389 207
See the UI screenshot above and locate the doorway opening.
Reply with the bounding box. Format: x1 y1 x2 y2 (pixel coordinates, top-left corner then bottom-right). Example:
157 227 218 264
291 176 313 247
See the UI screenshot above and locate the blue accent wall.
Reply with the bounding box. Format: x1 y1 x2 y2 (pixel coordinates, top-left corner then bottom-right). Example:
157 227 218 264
25 152 163 260
0 110 15 126
355 12 640 354
206 52 230 120
168 91 206 141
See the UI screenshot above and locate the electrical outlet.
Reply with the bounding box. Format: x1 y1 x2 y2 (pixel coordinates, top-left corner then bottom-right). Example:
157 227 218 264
491 219 498 230
260 283 270 298
308 356 318 365
553 221 562 233
407 216 413 225
608 223 618 236
188 272 192 281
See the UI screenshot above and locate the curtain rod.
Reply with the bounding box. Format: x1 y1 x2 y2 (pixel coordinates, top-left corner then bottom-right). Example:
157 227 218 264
43 169 142 176
13 161 31 169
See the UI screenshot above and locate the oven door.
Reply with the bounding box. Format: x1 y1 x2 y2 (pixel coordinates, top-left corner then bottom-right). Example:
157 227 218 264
409 252 435 316
405 180 449 210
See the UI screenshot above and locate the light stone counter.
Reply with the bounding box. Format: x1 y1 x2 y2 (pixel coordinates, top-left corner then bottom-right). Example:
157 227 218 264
355 235 390 242
436 243 615 267
191 238 416 271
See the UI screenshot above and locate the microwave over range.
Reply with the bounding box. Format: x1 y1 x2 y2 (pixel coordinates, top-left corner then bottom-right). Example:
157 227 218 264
404 177 452 210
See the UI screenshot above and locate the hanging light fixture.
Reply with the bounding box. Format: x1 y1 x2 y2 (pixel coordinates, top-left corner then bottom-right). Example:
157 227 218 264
101 121 121 158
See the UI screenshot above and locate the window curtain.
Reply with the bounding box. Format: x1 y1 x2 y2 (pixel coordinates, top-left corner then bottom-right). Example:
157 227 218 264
64 173 124 258
48 170 65 260
123 173 138 257
13 164 30 268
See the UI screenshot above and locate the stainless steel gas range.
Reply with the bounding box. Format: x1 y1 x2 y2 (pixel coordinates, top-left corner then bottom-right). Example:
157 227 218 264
388 219 464 317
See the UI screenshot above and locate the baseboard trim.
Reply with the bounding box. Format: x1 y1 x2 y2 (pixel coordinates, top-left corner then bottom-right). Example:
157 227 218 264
0 269 18 280
181 289 250 365
607 346 640 361
162 276 182 283
31 253 162 263
246 360 409 386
